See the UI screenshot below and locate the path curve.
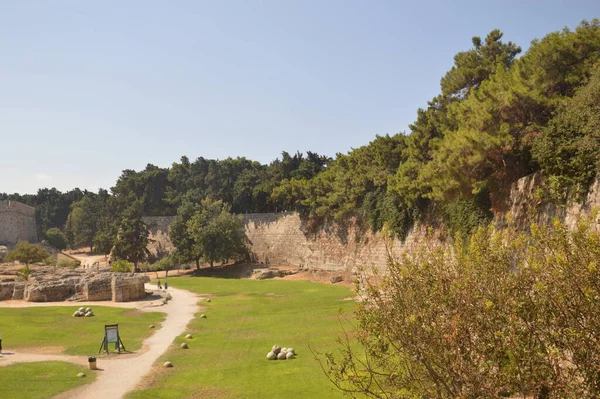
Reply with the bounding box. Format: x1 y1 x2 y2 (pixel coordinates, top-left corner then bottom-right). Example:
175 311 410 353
0 284 200 399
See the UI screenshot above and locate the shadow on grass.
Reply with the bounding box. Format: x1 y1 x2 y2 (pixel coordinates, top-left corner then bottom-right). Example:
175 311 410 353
187 263 269 279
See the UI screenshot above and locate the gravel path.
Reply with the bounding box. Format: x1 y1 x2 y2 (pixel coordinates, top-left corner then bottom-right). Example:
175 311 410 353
0 284 200 399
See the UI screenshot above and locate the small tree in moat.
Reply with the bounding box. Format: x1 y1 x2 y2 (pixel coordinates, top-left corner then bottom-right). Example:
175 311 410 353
187 198 248 269
6 241 50 268
93 231 114 259
111 207 150 272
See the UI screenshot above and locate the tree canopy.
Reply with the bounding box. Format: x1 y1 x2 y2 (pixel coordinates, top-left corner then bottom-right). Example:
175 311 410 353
5 20 599 243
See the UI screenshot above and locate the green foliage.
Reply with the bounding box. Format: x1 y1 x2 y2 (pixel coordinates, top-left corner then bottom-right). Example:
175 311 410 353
6 241 50 267
533 65 600 197
112 206 150 271
187 198 249 268
57 258 79 269
111 259 133 273
92 231 114 256
323 216 600 398
6 20 600 243
18 266 32 280
441 190 493 239
152 254 176 277
45 227 68 250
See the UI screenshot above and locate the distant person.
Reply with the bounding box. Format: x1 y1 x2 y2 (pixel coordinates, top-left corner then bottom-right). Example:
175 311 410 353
157 280 162 290
164 281 168 290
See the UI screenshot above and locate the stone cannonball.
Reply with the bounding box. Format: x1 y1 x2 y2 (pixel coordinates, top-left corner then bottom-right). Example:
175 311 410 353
271 345 281 354
277 352 287 360
266 351 277 360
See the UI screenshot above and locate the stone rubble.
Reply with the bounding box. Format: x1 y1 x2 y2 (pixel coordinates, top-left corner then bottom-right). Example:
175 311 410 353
266 344 296 360
0 266 149 302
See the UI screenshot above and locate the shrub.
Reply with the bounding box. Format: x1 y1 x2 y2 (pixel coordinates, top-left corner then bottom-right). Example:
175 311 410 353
321 214 600 398
57 258 78 269
111 259 133 273
6 241 50 267
45 228 68 251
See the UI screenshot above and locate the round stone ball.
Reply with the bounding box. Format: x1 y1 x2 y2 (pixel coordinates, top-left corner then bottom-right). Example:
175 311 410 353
73 311 80 317
286 352 295 359
271 345 281 354
266 351 276 360
185 334 193 339
200 314 207 319
78 307 85 312
149 325 155 329
77 372 86 378
281 348 288 354
84 312 93 317
277 352 287 360
85 307 91 312
164 361 173 368
180 343 188 349
206 298 211 302
287 348 295 355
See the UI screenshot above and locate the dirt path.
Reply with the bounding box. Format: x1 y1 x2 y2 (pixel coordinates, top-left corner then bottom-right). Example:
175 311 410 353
0 284 200 399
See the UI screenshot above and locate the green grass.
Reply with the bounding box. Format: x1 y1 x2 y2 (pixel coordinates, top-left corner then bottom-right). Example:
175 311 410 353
128 277 356 399
0 306 166 355
0 361 95 399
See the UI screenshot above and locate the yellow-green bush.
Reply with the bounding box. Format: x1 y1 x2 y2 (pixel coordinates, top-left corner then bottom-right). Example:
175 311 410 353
324 215 600 398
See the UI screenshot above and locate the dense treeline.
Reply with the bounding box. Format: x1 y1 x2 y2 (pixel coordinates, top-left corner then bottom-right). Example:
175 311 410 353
3 20 599 249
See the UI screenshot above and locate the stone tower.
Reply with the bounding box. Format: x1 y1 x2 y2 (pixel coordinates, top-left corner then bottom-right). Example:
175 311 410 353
0 200 38 245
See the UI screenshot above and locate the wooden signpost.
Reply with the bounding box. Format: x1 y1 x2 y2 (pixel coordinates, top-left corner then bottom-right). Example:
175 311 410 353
98 324 126 354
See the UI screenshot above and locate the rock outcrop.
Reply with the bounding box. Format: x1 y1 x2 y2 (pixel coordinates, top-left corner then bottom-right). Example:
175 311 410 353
0 266 149 302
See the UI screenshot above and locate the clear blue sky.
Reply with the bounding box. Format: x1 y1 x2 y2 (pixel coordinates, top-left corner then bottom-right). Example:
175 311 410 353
1 0 598 194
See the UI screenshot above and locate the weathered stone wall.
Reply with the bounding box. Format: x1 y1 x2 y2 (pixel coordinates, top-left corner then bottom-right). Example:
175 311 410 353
0 200 38 245
0 267 149 302
244 212 438 273
496 173 600 231
141 173 600 275
143 211 440 274
143 216 176 256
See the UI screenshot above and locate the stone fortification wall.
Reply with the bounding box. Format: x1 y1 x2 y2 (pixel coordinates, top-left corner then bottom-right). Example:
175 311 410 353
0 200 38 245
244 212 436 273
140 173 600 274
143 216 176 255
497 173 600 232
142 211 438 274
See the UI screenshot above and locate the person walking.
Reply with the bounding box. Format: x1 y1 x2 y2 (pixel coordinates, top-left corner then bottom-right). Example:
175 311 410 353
164 281 168 290
157 280 162 290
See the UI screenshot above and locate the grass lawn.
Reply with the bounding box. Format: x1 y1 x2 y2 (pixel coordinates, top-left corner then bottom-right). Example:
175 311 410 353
128 277 356 399
0 361 95 399
0 306 166 355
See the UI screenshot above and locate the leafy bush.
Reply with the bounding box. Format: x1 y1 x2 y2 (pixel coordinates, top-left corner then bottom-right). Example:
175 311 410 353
6 241 50 266
111 259 133 273
45 228 68 251
322 215 600 398
57 258 79 269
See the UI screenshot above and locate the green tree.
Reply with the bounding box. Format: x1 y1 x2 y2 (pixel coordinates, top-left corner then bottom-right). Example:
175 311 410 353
112 208 150 272
45 228 68 251
6 241 50 268
93 231 114 258
187 198 248 269
533 65 600 195
169 191 204 270
65 196 98 250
